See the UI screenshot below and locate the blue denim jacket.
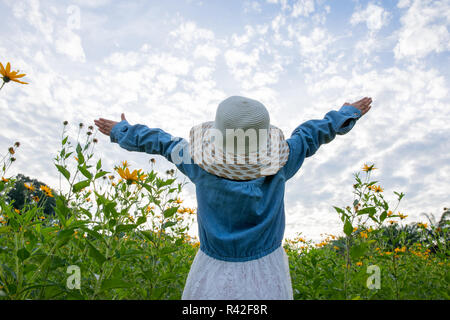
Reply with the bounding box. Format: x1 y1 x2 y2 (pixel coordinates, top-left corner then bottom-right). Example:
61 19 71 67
110 105 362 262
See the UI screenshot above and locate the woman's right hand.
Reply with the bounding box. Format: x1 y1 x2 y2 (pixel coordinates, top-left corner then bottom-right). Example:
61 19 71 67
94 113 127 136
343 97 372 116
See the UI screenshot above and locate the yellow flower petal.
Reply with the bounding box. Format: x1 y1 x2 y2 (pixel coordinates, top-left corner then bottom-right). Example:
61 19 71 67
11 79 29 84
0 62 5 76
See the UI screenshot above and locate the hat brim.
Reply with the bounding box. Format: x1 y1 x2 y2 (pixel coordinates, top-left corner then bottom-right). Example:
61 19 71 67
189 121 290 180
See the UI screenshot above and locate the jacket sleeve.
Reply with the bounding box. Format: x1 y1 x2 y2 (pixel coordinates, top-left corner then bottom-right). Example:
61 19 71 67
110 120 203 183
282 105 362 181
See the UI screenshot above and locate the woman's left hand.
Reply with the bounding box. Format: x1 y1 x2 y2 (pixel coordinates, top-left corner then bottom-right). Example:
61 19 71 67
94 113 126 136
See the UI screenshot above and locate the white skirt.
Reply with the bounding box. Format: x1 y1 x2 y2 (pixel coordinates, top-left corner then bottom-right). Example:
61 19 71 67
182 245 294 300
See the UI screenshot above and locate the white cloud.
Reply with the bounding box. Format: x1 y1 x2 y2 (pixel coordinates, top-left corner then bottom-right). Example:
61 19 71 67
397 0 411 8
169 21 215 49
54 28 86 62
243 1 262 13
193 44 220 62
292 0 315 18
394 0 450 60
73 0 111 7
350 3 390 31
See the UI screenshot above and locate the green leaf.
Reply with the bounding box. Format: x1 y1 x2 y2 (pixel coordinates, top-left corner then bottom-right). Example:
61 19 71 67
86 240 106 266
78 165 92 180
72 180 90 193
76 143 82 155
115 224 136 234
162 221 177 229
103 201 117 219
56 228 74 242
79 227 106 245
344 218 353 236
380 211 388 222
136 216 147 226
54 195 69 225
62 136 68 145
333 206 345 215
100 279 133 292
140 231 155 243
163 207 179 218
55 164 70 181
96 159 102 171
17 248 30 261
356 206 376 216
350 243 368 260
94 171 108 180
0 226 11 234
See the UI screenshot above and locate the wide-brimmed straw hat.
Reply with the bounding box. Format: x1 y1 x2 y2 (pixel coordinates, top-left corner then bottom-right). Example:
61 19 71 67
188 96 290 181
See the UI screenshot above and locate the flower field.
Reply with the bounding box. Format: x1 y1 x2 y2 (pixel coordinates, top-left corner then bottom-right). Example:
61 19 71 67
0 62 448 300
0 121 448 300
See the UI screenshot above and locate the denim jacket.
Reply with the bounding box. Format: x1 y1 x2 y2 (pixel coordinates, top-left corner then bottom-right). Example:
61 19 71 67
110 104 362 262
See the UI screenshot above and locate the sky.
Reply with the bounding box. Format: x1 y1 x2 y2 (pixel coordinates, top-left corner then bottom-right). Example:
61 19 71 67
1 0 449 242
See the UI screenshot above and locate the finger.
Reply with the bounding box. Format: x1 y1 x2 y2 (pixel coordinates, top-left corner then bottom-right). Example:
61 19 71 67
121 113 126 121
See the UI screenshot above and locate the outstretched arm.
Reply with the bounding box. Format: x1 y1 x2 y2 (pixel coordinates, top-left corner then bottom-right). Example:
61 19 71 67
94 114 203 183
282 97 372 180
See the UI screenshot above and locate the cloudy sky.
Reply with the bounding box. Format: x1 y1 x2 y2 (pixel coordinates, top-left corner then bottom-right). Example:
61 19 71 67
1 0 449 242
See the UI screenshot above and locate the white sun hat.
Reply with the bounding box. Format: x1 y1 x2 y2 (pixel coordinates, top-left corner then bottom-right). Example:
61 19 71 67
188 96 290 181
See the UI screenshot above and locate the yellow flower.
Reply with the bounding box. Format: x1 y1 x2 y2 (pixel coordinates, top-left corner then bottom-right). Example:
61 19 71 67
388 220 397 224
1 177 9 182
417 223 428 229
8 147 15 155
116 167 147 184
121 160 129 168
362 163 377 172
24 183 35 191
0 62 29 85
360 231 368 239
32 196 40 202
14 208 20 214
387 210 393 217
40 185 54 197
175 198 183 204
353 227 358 232
373 185 383 193
191 242 200 248
356 261 363 266
398 213 408 219
333 246 340 250
394 246 406 253
384 251 393 255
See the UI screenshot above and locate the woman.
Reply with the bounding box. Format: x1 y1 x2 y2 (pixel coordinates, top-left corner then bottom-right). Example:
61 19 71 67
94 95 372 299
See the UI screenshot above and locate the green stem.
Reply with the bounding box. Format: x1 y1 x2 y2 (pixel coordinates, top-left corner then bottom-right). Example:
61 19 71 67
344 236 350 300
0 81 5 91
